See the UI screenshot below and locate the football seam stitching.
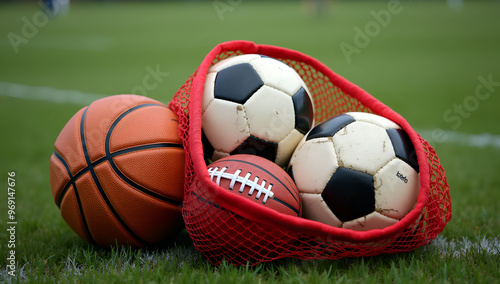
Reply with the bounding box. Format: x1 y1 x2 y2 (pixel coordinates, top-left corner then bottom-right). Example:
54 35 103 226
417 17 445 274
208 166 275 203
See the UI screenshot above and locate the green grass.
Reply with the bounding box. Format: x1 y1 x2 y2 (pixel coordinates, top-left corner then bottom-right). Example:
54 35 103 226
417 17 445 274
1 0 500 282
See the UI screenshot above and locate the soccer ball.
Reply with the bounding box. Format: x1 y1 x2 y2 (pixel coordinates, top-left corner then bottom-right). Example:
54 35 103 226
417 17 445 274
287 112 420 231
202 54 315 167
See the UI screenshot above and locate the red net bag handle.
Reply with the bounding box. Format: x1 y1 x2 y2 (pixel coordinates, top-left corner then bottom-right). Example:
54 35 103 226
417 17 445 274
169 40 451 264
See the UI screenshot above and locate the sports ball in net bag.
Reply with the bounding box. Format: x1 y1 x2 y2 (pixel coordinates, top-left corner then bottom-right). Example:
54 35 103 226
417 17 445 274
288 112 420 231
49 94 185 248
188 154 301 261
201 54 315 167
169 40 451 266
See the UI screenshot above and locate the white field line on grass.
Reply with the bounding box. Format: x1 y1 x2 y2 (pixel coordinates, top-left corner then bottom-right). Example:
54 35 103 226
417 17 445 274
0 81 105 106
1 81 500 149
430 235 500 257
417 129 500 150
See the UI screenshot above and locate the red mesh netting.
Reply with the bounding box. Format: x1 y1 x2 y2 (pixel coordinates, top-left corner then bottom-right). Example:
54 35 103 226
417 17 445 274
168 40 452 266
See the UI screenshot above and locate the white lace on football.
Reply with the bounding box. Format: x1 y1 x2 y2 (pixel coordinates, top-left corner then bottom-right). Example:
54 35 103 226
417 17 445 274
208 167 274 203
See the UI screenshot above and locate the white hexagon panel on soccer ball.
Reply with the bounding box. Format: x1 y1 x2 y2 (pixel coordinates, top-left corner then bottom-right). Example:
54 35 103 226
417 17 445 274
346 112 400 130
250 57 303 96
202 72 217 114
374 158 420 220
202 98 250 154
208 54 262 73
244 85 295 142
289 137 338 194
275 129 304 167
342 211 399 231
332 121 395 175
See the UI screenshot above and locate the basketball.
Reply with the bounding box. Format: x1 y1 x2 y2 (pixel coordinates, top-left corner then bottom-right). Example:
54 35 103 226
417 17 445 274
49 94 185 248
190 154 301 257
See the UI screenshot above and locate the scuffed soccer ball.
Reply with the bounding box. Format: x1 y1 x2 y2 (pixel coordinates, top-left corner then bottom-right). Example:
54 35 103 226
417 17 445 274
202 54 315 167
288 112 420 231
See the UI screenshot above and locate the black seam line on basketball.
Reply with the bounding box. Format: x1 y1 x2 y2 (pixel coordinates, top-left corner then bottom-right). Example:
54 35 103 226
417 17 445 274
105 143 183 205
54 150 75 207
53 150 97 245
104 103 183 206
54 150 76 206
211 158 299 205
56 142 183 207
80 107 150 246
54 150 74 181
111 142 183 157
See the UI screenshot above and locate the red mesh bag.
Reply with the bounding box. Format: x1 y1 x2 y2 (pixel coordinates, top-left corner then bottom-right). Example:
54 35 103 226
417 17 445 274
168 40 452 266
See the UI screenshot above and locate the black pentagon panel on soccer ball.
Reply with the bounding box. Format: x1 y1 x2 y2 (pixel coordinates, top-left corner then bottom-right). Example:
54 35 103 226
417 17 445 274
386 129 419 173
321 167 375 222
306 114 355 141
292 87 315 135
214 63 264 104
230 135 278 163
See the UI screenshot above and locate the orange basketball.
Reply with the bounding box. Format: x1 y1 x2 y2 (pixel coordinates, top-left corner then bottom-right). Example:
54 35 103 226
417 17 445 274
49 94 185 248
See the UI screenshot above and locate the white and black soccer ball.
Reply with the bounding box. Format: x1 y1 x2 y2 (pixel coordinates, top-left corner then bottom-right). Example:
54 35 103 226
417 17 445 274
288 112 420 231
202 54 315 167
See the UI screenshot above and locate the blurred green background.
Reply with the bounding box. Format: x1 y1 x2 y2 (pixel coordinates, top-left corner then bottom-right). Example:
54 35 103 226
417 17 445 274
0 0 499 276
